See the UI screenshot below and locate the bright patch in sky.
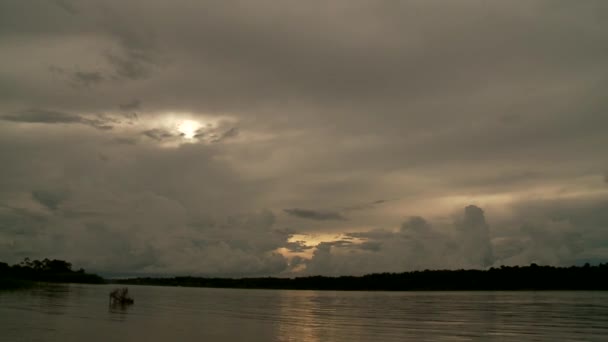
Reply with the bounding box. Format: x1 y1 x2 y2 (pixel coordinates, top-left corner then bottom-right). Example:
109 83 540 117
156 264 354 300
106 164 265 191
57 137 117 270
177 120 201 139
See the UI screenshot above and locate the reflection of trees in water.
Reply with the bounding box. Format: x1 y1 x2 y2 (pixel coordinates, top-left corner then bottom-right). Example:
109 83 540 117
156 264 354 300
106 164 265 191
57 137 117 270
108 301 132 321
109 287 134 305
36 284 71 299
29 284 72 316
108 287 134 321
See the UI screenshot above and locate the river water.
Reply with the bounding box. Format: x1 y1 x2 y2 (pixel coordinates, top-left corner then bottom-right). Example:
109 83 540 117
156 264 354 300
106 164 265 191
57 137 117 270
1 284 606 341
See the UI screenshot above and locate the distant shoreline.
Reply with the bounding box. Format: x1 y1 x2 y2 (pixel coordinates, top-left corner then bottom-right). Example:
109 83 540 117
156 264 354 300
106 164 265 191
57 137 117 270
3 260 607 291
114 263 608 291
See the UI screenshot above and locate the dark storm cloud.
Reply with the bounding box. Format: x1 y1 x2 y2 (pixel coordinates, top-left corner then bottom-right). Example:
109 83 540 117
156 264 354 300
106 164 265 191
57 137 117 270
284 208 347 221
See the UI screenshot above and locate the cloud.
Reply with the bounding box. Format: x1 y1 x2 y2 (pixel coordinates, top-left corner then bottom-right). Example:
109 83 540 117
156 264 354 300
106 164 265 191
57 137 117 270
142 128 175 141
282 199 390 224
284 208 347 221
357 241 382 252
0 124 292 275
215 127 239 142
113 137 137 145
456 205 494 267
284 240 314 253
495 220 583 266
104 50 153 81
1 0 608 276
1 109 115 130
71 71 104 87
31 189 69 211
1 178 292 276
2 109 84 124
52 0 79 15
342 198 392 212
50 66 105 88
302 198 608 275
119 99 141 111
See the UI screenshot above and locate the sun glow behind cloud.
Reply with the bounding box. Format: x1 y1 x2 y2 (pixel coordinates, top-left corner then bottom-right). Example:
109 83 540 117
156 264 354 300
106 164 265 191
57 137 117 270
177 120 201 139
128 112 236 147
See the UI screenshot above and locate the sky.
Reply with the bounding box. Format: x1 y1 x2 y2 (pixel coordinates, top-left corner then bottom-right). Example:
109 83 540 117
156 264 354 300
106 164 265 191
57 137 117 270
1 0 607 277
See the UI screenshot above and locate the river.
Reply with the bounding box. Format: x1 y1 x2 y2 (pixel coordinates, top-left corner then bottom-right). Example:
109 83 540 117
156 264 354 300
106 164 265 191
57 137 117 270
1 284 606 341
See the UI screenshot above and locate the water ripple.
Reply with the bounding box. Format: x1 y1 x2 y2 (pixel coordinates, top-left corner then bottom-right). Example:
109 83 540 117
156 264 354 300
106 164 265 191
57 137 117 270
1 285 607 342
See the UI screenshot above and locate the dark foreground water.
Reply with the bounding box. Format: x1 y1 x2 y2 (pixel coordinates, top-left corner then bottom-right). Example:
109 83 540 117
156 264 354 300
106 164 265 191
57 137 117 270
1 284 607 341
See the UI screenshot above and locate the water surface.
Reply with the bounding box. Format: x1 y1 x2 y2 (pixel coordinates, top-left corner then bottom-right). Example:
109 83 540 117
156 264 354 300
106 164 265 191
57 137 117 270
1 284 606 341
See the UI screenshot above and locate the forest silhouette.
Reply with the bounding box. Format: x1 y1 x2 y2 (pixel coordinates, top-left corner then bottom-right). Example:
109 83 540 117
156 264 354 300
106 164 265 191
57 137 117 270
2 258 607 290
0 258 103 289
117 263 608 291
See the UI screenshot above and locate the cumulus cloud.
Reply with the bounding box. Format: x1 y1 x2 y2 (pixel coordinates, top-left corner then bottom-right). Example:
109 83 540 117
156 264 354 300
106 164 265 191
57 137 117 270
1 184 291 276
301 202 604 276
494 220 583 266
456 205 494 267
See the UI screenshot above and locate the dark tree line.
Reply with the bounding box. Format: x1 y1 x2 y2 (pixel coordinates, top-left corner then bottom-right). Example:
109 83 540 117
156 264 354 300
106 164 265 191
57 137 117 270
4 259 607 291
0 258 104 288
117 263 608 291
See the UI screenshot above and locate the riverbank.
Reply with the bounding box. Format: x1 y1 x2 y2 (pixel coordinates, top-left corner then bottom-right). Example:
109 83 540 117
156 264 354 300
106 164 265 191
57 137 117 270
115 263 608 291
0 258 104 290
